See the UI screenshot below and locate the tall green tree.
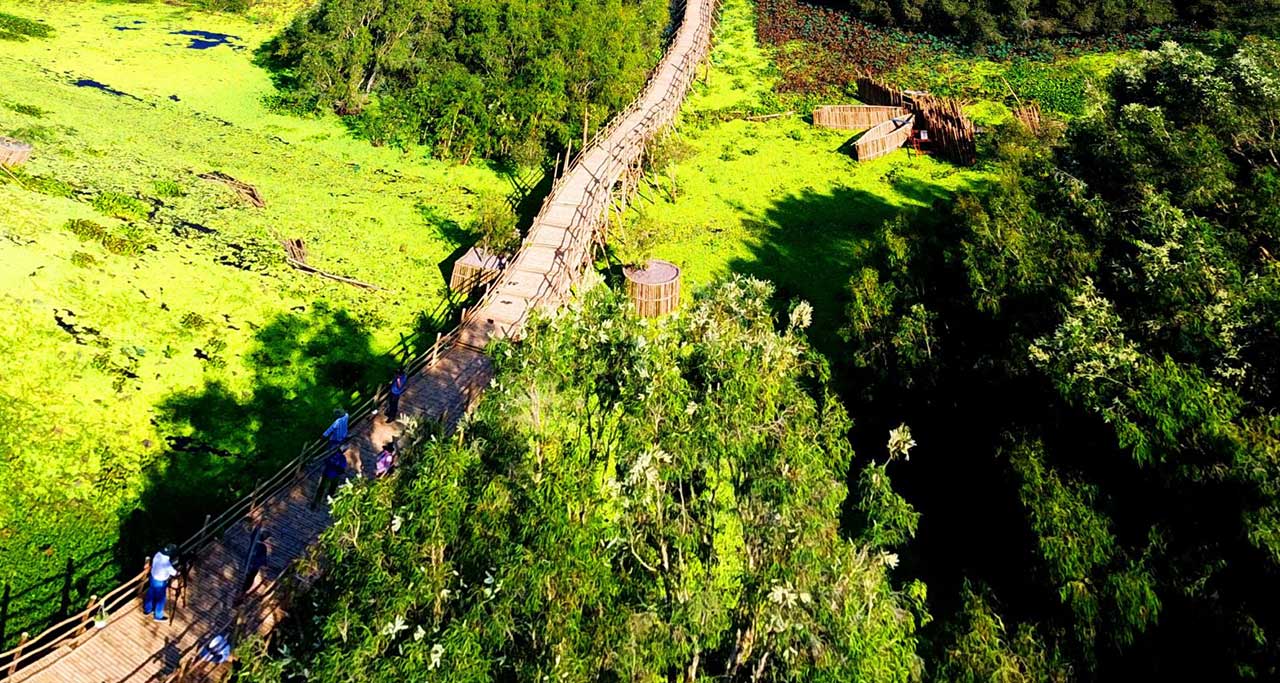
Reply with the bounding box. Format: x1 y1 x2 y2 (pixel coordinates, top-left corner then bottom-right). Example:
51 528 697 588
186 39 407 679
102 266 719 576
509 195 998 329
840 39 1280 679
269 0 667 163
237 277 925 681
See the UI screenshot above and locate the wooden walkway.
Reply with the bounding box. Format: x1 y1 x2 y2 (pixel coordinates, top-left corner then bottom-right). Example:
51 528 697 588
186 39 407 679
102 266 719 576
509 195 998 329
4 0 714 679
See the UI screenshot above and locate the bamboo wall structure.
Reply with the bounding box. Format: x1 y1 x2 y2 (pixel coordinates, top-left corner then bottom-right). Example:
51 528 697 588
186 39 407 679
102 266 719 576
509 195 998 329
856 77 977 166
855 114 914 161
449 246 507 295
624 260 681 317
812 105 907 130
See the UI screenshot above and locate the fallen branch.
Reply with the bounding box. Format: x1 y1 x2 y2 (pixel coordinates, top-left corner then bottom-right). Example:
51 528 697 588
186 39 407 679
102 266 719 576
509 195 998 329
285 257 384 290
743 110 795 121
199 171 265 208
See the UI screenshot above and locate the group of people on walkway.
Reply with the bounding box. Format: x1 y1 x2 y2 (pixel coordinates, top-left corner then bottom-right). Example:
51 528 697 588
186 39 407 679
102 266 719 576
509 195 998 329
135 368 410 672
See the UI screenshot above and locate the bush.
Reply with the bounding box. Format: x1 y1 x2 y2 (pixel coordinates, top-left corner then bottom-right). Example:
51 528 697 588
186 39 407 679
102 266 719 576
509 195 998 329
3 101 47 118
270 0 669 163
152 179 184 198
469 193 520 254
91 191 150 222
0 11 52 41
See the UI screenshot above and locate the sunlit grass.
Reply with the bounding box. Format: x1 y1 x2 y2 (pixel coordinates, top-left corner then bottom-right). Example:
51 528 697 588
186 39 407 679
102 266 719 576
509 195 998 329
0 0 504 639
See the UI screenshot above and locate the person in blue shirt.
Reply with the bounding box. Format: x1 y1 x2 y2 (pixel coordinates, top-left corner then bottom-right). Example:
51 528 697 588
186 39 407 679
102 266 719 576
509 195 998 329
312 447 348 510
142 544 178 621
387 368 408 421
323 408 348 447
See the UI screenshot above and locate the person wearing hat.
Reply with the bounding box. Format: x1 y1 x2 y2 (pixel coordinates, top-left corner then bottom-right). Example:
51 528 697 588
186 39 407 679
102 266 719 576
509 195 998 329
142 544 178 621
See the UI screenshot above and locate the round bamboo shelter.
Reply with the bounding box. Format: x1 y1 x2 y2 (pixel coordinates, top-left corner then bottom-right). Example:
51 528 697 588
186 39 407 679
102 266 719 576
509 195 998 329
0 136 32 167
624 259 681 317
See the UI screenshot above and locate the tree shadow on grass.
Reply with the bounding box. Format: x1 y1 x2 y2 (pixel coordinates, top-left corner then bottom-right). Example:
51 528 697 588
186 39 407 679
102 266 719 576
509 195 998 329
116 303 404 568
728 173 974 355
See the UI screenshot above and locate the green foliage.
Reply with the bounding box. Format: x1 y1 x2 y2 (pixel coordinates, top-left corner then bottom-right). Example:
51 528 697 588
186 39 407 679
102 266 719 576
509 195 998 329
241 278 923 680
837 0 1273 41
468 193 519 255
270 0 668 163
3 100 47 117
840 38 1280 677
63 218 146 256
0 11 52 41
940 586 1071 682
854 461 921 548
152 178 184 198
91 191 150 222
0 167 76 198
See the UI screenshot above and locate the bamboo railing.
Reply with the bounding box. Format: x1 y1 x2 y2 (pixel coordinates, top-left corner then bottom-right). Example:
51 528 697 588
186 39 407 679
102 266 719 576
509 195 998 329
0 0 718 678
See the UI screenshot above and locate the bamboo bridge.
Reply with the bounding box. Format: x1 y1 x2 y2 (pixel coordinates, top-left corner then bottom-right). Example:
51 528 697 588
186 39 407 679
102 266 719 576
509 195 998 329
0 0 715 679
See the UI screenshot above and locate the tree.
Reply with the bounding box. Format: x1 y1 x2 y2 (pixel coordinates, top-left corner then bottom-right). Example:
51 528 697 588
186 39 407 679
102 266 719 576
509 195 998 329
237 277 926 681
839 39 1280 679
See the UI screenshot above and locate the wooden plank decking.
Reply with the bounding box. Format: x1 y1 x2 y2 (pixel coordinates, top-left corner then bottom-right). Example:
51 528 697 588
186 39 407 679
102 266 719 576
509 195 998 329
4 0 714 678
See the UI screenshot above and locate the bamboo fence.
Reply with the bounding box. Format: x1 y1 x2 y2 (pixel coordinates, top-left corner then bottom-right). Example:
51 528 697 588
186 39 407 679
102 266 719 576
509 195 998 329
855 115 915 161
856 77 976 165
812 105 906 130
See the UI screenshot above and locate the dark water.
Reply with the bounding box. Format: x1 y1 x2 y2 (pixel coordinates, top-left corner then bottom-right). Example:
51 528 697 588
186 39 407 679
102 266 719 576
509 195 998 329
112 26 139 31
73 78 141 101
169 29 243 50
169 94 180 102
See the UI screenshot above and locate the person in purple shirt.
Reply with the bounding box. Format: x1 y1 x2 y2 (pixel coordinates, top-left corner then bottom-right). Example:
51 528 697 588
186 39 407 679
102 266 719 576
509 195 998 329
142 544 178 621
386 368 408 421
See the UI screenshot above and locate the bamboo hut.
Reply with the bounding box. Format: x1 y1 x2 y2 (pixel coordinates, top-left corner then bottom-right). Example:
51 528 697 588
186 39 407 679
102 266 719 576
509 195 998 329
624 259 681 317
450 246 508 295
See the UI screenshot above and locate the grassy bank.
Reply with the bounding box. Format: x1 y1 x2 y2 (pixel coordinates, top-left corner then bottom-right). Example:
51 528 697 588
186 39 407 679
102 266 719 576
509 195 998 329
615 0 987 352
0 0 506 644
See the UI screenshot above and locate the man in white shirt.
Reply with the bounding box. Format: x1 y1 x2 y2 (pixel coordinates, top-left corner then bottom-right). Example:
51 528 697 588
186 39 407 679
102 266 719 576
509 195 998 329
142 544 178 621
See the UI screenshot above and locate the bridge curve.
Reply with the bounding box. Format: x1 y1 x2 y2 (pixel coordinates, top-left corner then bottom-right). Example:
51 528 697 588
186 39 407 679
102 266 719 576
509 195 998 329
2 0 715 680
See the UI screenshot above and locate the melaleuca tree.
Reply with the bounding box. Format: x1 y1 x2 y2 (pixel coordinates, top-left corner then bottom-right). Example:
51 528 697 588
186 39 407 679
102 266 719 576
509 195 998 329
236 276 925 681
268 0 667 163
838 39 1280 679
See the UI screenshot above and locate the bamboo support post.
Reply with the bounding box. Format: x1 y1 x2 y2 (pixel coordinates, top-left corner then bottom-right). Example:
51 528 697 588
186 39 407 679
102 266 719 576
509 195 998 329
7 632 28 676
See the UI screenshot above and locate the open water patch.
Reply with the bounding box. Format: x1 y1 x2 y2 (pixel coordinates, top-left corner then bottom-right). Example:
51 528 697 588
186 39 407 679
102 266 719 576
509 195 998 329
169 29 243 51
73 78 142 101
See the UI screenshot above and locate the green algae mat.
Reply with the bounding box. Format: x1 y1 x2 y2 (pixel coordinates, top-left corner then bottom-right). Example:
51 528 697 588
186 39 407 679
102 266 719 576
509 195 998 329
618 0 988 352
0 1 506 644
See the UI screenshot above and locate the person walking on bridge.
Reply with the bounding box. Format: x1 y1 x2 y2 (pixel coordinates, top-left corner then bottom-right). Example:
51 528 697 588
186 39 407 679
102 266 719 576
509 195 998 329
312 447 350 510
324 407 349 452
142 544 178 621
386 368 408 422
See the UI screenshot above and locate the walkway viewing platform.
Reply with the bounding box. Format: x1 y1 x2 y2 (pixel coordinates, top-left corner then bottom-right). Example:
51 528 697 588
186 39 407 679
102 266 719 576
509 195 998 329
1 0 715 680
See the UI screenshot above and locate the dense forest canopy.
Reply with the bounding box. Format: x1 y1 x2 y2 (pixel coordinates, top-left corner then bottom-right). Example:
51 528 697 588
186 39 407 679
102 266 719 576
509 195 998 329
268 0 669 163
842 0 1280 40
842 38 1280 678
236 279 927 681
